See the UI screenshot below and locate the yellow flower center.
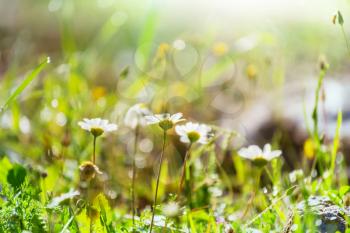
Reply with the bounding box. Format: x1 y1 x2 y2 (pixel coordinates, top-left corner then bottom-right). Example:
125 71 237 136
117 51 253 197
91 127 104 137
92 86 106 100
159 119 173 131
187 131 200 143
252 156 268 167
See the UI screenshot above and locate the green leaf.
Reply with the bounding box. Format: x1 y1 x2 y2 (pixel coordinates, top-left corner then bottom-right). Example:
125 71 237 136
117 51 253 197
201 56 234 87
119 66 129 79
0 157 13 185
339 186 350 197
47 190 80 209
338 11 344 25
138 11 158 63
7 164 27 190
286 185 298 196
1 57 50 111
60 215 75 233
330 111 342 175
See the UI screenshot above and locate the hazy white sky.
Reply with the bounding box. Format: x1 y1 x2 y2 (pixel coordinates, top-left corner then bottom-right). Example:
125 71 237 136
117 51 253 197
154 0 349 24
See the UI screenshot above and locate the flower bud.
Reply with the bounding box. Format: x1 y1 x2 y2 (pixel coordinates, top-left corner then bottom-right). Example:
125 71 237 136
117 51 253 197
87 206 100 221
79 161 102 182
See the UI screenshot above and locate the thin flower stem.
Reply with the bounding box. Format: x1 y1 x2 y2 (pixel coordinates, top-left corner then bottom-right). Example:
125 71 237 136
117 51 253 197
89 203 93 233
241 168 262 219
132 126 140 233
162 218 168 233
178 143 192 196
341 25 350 56
264 166 274 184
244 185 298 228
92 136 97 164
149 130 167 233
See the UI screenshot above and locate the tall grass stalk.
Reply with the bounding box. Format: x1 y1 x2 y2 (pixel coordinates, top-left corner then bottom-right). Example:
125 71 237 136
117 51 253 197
132 126 140 233
327 111 342 187
336 11 350 56
149 130 167 233
310 66 327 175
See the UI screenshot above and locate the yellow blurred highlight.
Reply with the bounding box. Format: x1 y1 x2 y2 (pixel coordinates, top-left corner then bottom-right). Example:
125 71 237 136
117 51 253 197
303 138 315 160
212 42 229 56
171 82 188 97
156 43 171 59
92 86 107 100
332 14 337 24
246 64 258 80
152 82 189 113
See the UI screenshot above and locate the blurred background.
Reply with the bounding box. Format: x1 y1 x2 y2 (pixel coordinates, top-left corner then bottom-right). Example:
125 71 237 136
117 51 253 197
0 0 350 207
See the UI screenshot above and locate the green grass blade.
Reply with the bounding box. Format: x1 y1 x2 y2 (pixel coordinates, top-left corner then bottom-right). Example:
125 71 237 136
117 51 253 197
60 215 75 233
137 10 158 69
311 69 326 144
201 56 234 87
1 57 50 112
329 110 342 183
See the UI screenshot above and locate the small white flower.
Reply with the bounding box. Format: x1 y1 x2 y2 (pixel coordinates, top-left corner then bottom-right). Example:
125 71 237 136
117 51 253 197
78 118 117 137
145 112 184 131
175 122 212 144
238 144 281 167
289 169 304 183
124 103 151 129
162 202 180 218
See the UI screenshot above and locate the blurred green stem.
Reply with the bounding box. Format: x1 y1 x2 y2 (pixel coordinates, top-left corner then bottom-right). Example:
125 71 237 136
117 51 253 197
241 168 262 219
149 130 167 233
310 67 327 176
162 218 168 233
328 111 342 186
341 25 350 56
93 136 97 164
312 69 326 145
244 185 298 228
178 143 192 196
264 166 274 184
132 126 140 233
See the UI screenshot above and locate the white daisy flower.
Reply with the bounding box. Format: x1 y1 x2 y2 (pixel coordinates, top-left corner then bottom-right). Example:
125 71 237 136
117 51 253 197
78 118 118 137
162 201 180 218
289 169 304 183
145 112 184 131
124 103 151 129
175 122 212 144
238 144 281 167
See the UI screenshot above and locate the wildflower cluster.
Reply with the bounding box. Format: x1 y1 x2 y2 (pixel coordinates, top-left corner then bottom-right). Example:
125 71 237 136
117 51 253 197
76 103 282 232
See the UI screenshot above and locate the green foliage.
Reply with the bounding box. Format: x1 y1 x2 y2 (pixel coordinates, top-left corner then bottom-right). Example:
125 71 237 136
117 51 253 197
0 58 50 112
7 164 27 190
0 181 47 233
